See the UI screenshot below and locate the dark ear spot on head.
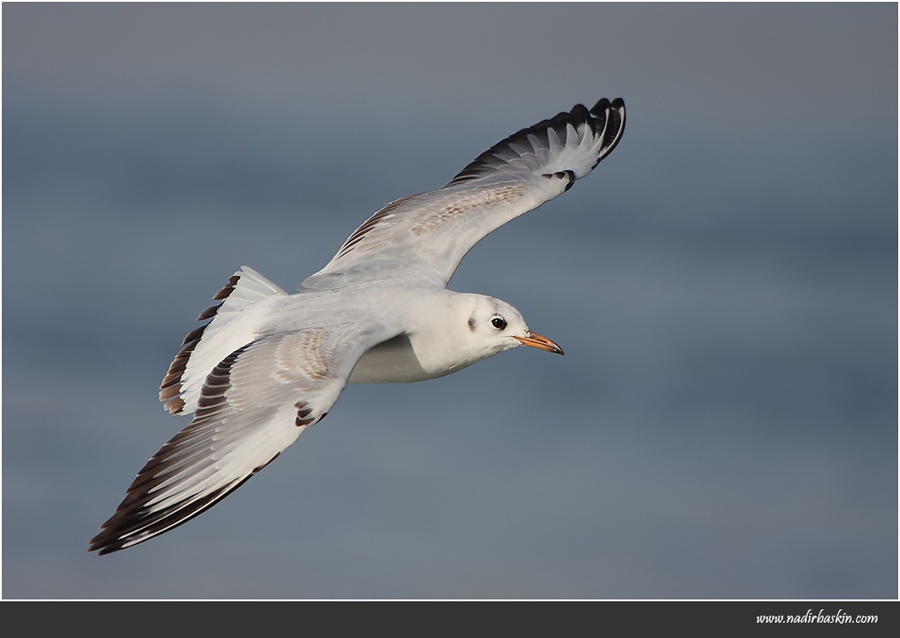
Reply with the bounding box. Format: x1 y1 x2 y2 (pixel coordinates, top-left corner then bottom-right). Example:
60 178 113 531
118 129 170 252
467 316 476 331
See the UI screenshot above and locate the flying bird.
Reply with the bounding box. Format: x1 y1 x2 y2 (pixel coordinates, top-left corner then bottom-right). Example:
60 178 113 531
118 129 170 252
90 97 626 554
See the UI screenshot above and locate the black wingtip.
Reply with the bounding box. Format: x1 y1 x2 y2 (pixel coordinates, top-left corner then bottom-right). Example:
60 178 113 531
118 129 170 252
448 97 627 187
591 96 626 164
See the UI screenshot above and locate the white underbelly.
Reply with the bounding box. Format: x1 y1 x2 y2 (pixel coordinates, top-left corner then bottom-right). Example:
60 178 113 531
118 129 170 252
349 334 458 384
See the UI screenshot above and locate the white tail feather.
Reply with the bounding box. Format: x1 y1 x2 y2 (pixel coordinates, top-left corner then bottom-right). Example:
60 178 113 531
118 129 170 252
159 266 287 415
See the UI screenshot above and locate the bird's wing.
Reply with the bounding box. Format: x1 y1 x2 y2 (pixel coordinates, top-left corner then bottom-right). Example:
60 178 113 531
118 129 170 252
90 320 401 554
302 98 625 289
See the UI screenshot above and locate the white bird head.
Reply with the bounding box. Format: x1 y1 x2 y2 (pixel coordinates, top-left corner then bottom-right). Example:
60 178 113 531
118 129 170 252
461 294 564 361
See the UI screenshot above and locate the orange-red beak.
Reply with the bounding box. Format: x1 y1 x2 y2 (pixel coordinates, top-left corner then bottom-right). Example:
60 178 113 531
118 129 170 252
514 332 564 355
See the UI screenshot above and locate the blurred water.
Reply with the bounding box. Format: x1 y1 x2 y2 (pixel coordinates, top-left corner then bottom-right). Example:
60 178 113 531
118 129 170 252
2 3 896 599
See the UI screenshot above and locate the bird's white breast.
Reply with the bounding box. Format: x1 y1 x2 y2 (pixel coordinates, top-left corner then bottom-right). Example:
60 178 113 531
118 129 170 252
348 334 435 383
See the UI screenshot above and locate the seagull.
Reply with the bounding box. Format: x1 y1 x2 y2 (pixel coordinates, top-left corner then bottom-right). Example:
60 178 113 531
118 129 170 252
89 97 626 554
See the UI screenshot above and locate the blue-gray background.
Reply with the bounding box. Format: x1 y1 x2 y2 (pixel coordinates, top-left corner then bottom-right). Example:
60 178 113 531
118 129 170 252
3 3 897 599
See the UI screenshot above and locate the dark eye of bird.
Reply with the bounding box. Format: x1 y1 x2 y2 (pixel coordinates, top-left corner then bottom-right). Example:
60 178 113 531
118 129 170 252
491 315 507 330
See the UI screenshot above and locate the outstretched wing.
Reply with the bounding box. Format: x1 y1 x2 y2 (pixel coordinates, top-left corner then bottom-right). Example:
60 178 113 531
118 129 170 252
303 98 625 289
90 321 400 554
